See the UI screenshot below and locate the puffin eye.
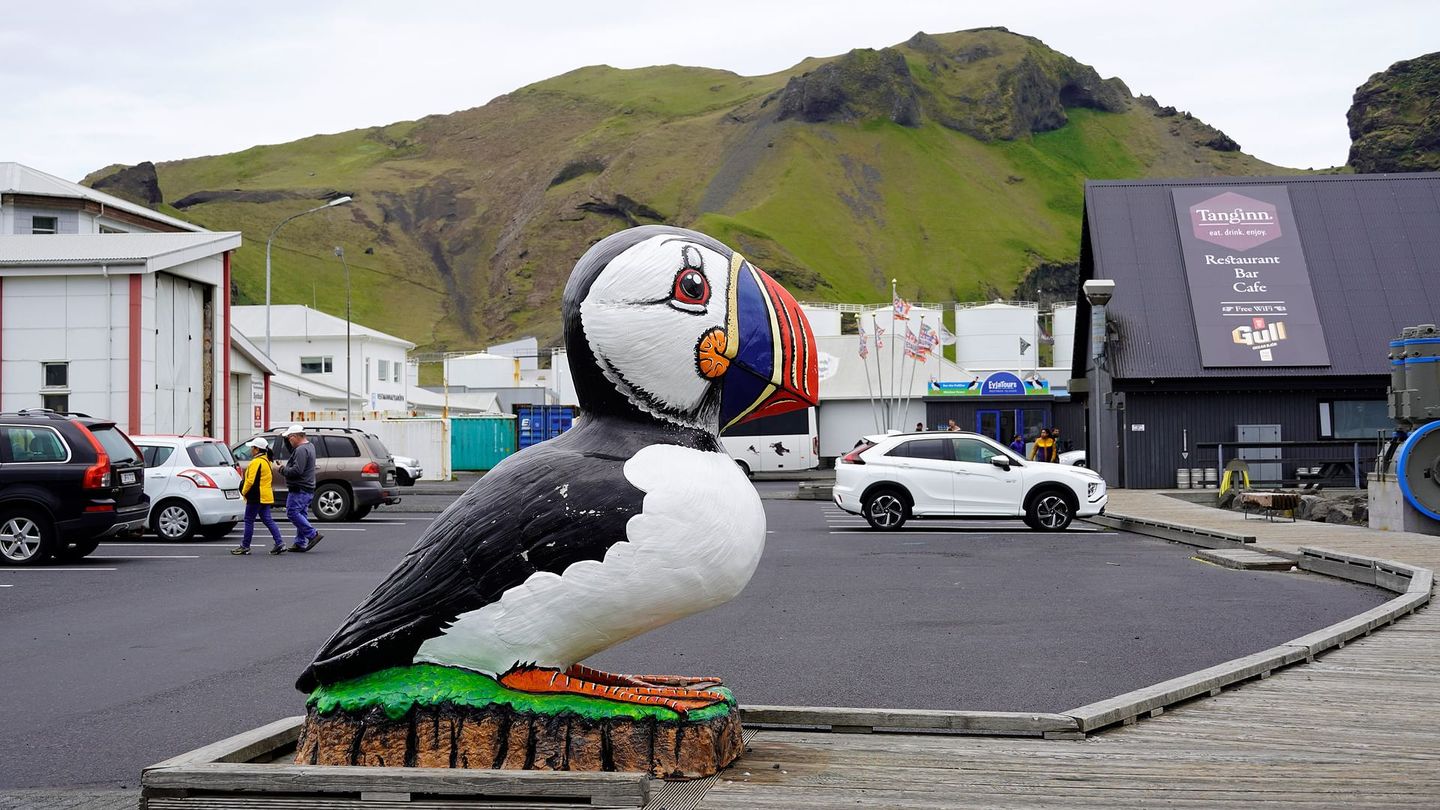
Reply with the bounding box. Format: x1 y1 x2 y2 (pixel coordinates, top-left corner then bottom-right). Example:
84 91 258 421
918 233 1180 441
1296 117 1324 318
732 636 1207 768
671 268 710 310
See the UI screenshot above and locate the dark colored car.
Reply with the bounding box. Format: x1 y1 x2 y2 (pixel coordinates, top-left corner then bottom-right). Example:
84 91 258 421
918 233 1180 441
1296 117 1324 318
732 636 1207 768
231 427 402 522
0 410 150 566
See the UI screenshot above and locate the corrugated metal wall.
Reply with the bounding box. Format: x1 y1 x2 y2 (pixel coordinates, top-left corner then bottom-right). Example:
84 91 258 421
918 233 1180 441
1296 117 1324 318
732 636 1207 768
1112 383 1385 488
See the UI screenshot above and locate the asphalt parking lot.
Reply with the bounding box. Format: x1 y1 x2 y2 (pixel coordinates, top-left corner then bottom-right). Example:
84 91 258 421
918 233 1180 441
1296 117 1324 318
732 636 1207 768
1 481 1386 796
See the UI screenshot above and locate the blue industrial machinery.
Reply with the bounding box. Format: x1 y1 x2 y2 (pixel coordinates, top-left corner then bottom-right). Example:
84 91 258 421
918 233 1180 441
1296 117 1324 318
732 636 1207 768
1387 325 1440 519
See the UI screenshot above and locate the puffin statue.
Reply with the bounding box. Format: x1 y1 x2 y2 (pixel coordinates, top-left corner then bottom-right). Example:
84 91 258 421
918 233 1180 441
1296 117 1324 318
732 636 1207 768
296 225 818 715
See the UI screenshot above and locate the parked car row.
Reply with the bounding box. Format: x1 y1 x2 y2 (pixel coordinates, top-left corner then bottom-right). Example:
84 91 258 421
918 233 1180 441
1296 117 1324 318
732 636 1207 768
1 412 406 565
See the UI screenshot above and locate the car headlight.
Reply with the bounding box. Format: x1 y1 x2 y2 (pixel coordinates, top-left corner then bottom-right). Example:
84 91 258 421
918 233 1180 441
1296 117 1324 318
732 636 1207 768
1088 482 1102 498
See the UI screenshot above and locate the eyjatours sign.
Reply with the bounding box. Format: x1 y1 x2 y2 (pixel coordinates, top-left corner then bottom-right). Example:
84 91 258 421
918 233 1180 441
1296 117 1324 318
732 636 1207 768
1171 186 1329 367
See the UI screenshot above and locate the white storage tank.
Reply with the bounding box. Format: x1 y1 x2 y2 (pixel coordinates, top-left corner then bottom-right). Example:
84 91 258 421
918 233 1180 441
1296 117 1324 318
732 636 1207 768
799 305 843 337
1051 303 1077 375
444 352 520 389
953 302 1038 369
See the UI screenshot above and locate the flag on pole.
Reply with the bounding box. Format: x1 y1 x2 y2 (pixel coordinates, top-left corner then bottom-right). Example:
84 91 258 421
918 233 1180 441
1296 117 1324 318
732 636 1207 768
919 322 940 349
936 323 956 346
858 325 869 359
1019 337 1032 355
892 294 912 321
874 323 885 349
1039 323 1055 345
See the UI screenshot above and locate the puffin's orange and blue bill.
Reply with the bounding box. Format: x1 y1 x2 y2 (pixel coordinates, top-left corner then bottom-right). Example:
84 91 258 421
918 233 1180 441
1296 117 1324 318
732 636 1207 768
718 254 819 430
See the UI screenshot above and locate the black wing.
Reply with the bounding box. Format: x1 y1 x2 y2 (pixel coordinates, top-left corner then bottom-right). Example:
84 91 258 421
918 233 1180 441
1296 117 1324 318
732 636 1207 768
295 432 645 692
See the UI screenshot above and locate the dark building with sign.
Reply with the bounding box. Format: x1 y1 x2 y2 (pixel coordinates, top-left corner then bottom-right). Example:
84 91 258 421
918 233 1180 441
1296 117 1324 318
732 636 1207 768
1074 173 1440 488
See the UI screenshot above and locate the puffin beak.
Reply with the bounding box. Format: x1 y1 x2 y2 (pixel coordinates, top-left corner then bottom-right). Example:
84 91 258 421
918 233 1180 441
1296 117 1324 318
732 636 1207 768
714 253 819 430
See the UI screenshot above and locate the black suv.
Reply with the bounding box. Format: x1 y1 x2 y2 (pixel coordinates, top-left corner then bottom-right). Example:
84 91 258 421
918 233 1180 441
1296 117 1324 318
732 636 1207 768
231 427 402 522
0 410 149 566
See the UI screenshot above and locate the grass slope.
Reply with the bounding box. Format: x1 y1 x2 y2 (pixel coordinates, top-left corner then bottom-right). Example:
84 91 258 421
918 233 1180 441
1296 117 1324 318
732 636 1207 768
87 29 1293 350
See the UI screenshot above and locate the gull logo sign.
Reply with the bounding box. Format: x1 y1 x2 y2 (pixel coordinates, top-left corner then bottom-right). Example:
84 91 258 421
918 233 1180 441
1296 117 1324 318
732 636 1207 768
1191 191 1281 251
1232 317 1287 362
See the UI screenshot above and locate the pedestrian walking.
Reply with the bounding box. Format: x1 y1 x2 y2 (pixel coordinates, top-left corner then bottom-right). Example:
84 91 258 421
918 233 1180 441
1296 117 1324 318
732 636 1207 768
915 422 925 432
281 425 324 552
232 437 285 555
946 418 960 432
1009 434 1026 455
1051 426 1071 453
1030 428 1057 462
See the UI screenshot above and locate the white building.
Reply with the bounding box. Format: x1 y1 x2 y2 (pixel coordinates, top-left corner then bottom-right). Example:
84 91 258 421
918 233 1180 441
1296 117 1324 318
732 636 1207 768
0 163 243 438
232 304 416 417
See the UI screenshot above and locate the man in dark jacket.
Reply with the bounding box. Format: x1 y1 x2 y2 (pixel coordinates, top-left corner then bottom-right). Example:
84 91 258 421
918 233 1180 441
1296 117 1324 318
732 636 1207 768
281 425 324 552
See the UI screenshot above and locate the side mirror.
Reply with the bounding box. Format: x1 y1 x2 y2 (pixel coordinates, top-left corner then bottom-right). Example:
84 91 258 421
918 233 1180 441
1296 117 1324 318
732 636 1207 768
990 455 1011 471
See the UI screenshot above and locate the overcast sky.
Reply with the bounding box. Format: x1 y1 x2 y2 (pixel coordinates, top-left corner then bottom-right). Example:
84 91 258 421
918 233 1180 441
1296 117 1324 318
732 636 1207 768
6 1 1435 182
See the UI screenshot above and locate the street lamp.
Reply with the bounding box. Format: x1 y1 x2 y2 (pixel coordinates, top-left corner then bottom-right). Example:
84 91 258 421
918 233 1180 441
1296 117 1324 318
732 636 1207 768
1082 279 1116 483
264 195 352 355
334 246 353 426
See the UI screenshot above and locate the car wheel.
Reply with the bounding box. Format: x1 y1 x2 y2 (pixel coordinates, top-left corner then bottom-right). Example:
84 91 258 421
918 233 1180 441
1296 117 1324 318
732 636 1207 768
1026 490 1074 531
351 505 373 520
0 509 55 566
313 484 352 522
55 538 101 561
736 460 752 479
395 469 412 487
863 488 909 531
200 522 237 540
153 500 199 541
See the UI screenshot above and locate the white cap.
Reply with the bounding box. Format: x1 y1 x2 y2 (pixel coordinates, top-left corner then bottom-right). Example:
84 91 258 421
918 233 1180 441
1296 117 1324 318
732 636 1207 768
247 437 269 451
282 424 306 437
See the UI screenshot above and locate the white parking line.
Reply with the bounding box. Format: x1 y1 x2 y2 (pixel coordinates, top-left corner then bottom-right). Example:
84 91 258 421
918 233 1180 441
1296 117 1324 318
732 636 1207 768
102 543 235 547
0 567 117 572
89 555 200 560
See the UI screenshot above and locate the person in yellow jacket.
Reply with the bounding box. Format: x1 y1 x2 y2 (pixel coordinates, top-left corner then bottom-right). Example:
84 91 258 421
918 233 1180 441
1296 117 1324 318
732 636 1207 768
1030 428 1057 463
232 438 286 555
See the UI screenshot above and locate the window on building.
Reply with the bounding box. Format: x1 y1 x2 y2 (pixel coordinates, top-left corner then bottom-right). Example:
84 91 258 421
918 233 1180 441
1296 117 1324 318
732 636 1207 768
300 356 333 374
99 225 125 234
31 216 58 235
41 393 69 413
1319 400 1393 439
43 362 68 388
393 363 400 383
378 359 389 381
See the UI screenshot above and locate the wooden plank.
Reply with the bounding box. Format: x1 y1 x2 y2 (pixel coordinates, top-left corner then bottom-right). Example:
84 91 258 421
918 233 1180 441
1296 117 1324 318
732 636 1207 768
1194 548 1293 571
1087 514 1256 548
1065 645 1308 732
1286 591 1430 655
1297 546 1379 585
740 705 1078 735
142 762 648 807
144 716 305 771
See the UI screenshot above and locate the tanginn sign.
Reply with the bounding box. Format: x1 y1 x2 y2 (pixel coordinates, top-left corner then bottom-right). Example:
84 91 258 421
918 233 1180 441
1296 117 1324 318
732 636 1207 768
1170 186 1330 367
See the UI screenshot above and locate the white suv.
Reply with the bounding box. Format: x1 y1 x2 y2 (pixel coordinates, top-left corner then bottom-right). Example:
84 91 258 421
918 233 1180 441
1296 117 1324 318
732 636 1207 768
833 432 1107 531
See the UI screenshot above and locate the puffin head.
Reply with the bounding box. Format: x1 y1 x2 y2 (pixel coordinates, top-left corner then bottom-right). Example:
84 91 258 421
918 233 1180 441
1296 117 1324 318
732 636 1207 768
562 225 818 435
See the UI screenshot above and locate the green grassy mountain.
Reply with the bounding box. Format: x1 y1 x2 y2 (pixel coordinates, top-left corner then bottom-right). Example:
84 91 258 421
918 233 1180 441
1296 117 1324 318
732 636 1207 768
1347 51 1440 173
86 27 1287 350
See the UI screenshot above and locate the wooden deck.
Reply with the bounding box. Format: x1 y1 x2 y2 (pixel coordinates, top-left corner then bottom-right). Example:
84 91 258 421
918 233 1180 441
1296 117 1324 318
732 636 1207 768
679 491 1440 809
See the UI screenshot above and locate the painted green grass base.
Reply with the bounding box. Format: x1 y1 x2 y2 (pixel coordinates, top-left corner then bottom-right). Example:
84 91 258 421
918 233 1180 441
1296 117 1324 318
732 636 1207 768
308 664 736 723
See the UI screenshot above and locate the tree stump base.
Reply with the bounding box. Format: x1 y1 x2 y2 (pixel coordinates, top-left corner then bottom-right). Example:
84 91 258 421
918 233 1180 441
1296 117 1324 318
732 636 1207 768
294 700 744 779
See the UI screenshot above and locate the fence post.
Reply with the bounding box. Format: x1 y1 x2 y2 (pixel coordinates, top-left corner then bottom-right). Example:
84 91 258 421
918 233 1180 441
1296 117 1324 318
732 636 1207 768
1217 443 1225 483
1353 442 1361 489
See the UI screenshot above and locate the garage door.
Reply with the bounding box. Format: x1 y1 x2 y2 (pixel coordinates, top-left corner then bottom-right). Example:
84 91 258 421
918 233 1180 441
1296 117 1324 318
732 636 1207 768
154 273 204 434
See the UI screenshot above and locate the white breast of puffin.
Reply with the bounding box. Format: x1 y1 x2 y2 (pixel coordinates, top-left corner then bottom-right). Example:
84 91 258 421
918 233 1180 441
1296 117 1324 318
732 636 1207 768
413 443 765 676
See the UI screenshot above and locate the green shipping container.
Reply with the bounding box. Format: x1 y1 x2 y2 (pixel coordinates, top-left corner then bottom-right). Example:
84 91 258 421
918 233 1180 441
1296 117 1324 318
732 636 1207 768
451 415 517 471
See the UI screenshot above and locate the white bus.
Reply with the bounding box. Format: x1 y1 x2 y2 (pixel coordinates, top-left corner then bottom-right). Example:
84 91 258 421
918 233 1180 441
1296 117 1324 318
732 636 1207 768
720 407 819 476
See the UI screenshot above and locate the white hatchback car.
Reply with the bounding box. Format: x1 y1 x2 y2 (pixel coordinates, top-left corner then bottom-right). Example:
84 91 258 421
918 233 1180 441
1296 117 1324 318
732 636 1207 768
132 436 245 541
834 432 1107 531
